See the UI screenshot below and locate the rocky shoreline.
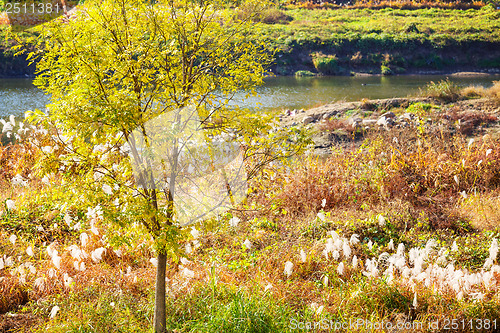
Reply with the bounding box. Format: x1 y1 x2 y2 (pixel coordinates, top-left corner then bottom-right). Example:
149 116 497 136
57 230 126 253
280 97 500 155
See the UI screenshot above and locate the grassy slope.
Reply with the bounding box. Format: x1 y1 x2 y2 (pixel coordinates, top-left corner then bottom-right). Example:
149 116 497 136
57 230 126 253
1 85 500 332
1 6 500 76
256 6 500 75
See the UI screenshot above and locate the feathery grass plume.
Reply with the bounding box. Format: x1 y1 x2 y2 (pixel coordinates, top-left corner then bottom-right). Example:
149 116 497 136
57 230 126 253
342 240 351 259
352 255 358 269
191 227 200 239
80 233 89 248
185 243 193 254
52 254 61 270
284 261 294 277
300 249 307 263
388 239 394 251
5 199 16 210
378 215 386 227
229 217 240 227
350 234 360 245
150 258 158 267
9 234 17 246
337 262 345 276
91 248 106 263
243 239 252 250
49 305 60 319
489 238 498 261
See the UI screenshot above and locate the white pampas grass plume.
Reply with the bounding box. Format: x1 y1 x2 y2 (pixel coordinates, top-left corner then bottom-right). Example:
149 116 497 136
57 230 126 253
80 233 89 248
48 268 56 278
6 200 16 211
229 217 240 227
321 199 326 208
323 275 329 286
68 245 82 261
486 149 492 157
352 255 358 269
325 238 334 253
52 254 61 269
342 240 351 259
50 305 60 319
397 243 405 256
367 240 373 251
90 220 99 236
484 258 494 270
489 238 498 261
47 244 58 258
91 247 106 263
300 249 307 263
412 292 418 308
388 239 394 251
454 175 459 186
64 214 72 227
150 258 158 267
350 234 360 245
190 226 200 239
34 277 45 290
10 234 17 246
284 261 294 277
322 249 329 260
378 215 386 227
451 241 458 252
63 273 73 289
317 212 326 221
102 184 113 195
26 246 34 257
185 242 193 254
337 262 345 276
243 239 252 250
468 138 474 149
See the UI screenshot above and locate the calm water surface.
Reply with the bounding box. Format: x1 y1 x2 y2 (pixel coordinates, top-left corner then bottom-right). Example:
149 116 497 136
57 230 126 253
0 75 498 118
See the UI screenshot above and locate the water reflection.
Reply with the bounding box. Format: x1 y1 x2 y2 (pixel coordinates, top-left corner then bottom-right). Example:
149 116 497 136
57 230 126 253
1 75 498 118
0 78 49 118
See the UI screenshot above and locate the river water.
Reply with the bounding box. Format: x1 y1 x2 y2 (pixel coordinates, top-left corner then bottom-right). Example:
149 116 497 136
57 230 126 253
0 75 498 118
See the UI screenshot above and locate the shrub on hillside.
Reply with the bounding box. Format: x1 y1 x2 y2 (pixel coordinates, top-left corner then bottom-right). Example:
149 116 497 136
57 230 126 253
311 53 342 75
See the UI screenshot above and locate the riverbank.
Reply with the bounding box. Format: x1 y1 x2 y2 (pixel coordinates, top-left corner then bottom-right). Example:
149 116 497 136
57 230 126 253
279 81 500 154
2 6 500 77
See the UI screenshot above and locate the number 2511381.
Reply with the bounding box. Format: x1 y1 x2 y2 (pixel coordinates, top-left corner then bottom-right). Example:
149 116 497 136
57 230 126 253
4 2 64 14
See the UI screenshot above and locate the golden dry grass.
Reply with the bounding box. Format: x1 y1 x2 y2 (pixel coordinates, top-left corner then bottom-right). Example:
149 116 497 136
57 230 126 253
461 192 500 231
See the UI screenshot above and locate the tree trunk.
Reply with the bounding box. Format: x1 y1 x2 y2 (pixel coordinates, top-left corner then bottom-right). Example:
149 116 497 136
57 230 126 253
154 252 167 333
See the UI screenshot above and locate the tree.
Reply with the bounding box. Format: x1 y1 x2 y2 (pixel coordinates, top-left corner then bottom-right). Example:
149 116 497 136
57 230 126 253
23 0 308 331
